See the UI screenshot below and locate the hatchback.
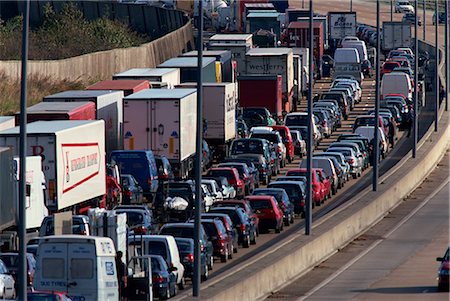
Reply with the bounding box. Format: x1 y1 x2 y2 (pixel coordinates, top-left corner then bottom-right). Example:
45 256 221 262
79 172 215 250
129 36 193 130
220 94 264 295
206 167 245 198
120 174 144 204
217 162 255 195
201 213 238 253
267 181 306 215
150 254 178 299
270 125 295 163
290 130 307 158
221 157 260 188
245 196 284 233
175 237 208 281
252 188 295 226
250 127 287 168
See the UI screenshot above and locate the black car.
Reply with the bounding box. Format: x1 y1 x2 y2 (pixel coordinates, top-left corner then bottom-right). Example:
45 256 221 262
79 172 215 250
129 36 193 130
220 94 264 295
174 237 208 281
208 207 256 248
361 59 372 77
321 55 334 77
252 188 295 226
121 174 144 204
150 255 177 299
228 154 271 185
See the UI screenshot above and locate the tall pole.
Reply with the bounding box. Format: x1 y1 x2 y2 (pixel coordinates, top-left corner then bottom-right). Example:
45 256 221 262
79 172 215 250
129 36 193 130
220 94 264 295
373 0 380 192
435 0 439 132
350 0 353 12
413 0 418 158
423 0 426 40
305 0 313 235
390 0 393 21
19 1 30 300
193 0 203 296
445 0 449 112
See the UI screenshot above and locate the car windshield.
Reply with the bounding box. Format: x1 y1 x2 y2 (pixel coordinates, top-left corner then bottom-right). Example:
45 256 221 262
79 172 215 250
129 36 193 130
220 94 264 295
160 226 194 238
269 184 302 198
210 209 240 225
0 255 18 270
253 191 282 202
285 115 308 127
175 241 192 253
202 223 218 238
120 211 144 226
249 200 271 210
146 241 167 259
250 133 278 144
231 141 263 155
207 170 234 181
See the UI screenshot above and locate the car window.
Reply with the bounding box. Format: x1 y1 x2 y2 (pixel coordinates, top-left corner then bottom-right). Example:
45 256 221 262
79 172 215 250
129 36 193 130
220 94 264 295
160 227 194 238
151 257 162 272
71 258 93 279
202 222 218 238
146 241 168 260
249 200 271 210
0 260 7 274
0 254 18 269
42 258 65 278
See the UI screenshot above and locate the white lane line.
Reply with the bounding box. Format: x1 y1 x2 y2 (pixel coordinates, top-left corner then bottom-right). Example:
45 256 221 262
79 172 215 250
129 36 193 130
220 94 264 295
296 178 450 301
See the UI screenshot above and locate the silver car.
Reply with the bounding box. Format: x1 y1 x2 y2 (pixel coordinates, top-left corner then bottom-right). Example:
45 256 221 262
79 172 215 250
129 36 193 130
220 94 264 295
326 147 362 179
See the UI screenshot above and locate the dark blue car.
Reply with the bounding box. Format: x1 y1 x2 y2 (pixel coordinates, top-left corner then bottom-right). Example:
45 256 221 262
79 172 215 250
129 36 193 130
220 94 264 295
150 255 177 299
174 237 208 281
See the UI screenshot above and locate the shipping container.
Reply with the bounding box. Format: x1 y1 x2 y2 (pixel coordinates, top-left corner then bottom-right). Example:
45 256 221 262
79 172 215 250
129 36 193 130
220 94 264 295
207 43 250 74
238 74 283 118
112 68 180 88
235 0 269 32
123 89 197 179
15 101 96 125
181 50 234 82
243 2 275 26
209 33 254 46
285 8 310 24
87 80 150 96
0 147 14 231
0 120 106 212
246 11 281 39
287 21 324 65
245 48 294 112
158 57 217 83
0 117 15 132
43 90 124 155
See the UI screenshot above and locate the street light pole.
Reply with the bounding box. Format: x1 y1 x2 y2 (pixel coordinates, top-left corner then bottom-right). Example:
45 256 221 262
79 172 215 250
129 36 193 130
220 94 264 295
445 0 449 112
350 0 353 12
413 0 418 158
391 0 393 21
423 0 426 40
434 0 439 132
373 0 380 192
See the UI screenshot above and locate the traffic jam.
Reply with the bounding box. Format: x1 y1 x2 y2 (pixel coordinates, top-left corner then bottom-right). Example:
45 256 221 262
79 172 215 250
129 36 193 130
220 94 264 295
0 1 433 300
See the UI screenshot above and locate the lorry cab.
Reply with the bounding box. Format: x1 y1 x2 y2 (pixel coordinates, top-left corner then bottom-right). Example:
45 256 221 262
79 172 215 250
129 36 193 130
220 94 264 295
34 235 119 301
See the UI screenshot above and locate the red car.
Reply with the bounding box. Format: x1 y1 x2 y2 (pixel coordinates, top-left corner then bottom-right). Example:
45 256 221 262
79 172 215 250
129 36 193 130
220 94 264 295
437 246 449 291
286 168 326 204
206 167 245 198
28 291 73 300
245 195 284 233
270 125 295 163
381 61 401 77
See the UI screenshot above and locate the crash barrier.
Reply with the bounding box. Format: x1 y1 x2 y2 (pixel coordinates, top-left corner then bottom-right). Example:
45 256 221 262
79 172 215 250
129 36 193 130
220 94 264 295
181 43 450 301
0 22 194 82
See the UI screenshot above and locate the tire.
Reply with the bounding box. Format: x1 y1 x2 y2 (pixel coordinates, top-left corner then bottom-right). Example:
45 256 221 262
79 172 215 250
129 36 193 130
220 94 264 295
161 287 170 300
290 214 295 224
228 245 233 259
284 218 290 227
250 231 257 245
353 173 357 179
208 255 214 270
243 235 250 248
201 266 209 282
172 281 178 297
221 251 228 263
233 244 238 253
315 201 321 207
275 226 281 233
178 276 186 290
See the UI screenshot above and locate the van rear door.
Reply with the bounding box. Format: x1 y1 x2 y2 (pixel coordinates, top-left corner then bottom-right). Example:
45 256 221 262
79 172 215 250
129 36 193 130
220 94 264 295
35 242 67 292
67 242 97 300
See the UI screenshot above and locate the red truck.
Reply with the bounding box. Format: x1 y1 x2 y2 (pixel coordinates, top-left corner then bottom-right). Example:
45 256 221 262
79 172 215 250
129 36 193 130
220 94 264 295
238 75 283 119
287 21 324 66
15 101 96 125
86 79 150 96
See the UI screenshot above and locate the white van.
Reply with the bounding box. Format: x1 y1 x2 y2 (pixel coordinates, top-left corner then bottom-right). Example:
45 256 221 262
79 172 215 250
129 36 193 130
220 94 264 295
128 235 185 288
334 48 360 64
381 72 412 100
355 126 388 157
34 235 119 301
341 41 368 62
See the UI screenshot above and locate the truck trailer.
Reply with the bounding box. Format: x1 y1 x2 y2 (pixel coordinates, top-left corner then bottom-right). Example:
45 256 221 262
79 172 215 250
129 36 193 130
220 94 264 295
113 68 180 89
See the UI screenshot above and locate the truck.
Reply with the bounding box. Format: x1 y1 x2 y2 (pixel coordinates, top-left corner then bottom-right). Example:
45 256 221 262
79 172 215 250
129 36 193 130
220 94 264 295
123 89 197 179
113 68 180 89
0 147 14 232
158 57 217 83
13 156 48 230
292 47 310 94
382 21 412 53
245 48 294 112
238 74 283 119
297 16 329 50
287 21 324 68
246 11 281 39
181 50 234 82
328 11 357 41
0 120 106 213
43 90 124 156
0 117 14 132
87 79 150 96
175 83 236 160
208 34 253 74
15 101 96 125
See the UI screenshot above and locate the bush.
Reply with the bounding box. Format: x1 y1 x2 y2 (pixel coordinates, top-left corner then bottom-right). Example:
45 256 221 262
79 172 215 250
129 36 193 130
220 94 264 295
0 3 149 60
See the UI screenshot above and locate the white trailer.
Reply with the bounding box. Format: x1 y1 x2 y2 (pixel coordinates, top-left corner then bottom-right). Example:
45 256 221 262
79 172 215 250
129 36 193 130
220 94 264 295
13 156 48 229
382 21 412 52
0 117 15 131
123 89 197 179
43 90 123 156
0 120 106 212
113 68 180 88
0 147 14 232
292 48 310 94
328 12 357 40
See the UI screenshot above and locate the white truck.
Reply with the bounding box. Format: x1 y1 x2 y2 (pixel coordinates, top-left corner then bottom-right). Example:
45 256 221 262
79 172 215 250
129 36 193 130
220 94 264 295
123 89 197 179
176 82 236 160
208 34 253 74
0 147 14 232
245 48 295 113
328 12 357 40
292 48 310 95
113 67 180 89
0 120 106 212
382 21 412 53
43 90 124 156
13 156 48 230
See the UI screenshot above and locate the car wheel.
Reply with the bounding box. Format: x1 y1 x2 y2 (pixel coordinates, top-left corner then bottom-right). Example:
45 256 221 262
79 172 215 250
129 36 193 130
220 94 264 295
275 226 281 233
233 243 238 253
243 235 250 248
290 214 295 224
161 286 170 300
284 218 290 227
250 231 257 245
221 250 228 263
201 266 209 282
172 281 178 297
178 276 186 290
208 255 214 270
353 173 358 179
315 200 321 207
228 245 233 259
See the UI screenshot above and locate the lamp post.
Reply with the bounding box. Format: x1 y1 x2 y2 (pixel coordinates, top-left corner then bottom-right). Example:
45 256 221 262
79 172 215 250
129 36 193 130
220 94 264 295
434 0 439 132
373 0 380 191
413 0 418 158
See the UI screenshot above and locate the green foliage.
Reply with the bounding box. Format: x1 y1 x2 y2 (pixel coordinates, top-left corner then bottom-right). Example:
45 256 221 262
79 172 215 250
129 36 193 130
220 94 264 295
0 2 148 60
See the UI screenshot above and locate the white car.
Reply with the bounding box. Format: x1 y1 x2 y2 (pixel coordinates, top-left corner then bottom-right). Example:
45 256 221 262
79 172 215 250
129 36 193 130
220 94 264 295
201 184 215 211
0 259 15 300
395 1 414 13
201 179 224 202
250 126 287 168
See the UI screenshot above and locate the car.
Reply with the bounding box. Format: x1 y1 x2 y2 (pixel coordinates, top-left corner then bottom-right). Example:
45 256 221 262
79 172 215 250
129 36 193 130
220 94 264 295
353 115 387 136
432 11 446 25
229 154 271 185
402 13 421 26
39 215 90 237
250 127 287 168
208 206 256 248
325 147 362 179
0 258 15 299
201 184 216 211
201 179 224 202
203 176 236 199
120 174 144 204
267 181 306 215
229 138 274 176
252 188 295 226
174 237 209 281
436 246 449 291
241 107 276 128
381 61 401 77
315 151 351 180
299 157 339 195
0 252 36 289
206 167 245 198
27 291 73 301
290 130 307 158
328 141 365 169
201 213 238 253
236 119 250 138
313 109 333 138
155 155 174 181
395 1 414 13
361 59 372 77
245 195 284 233
115 208 154 234
321 54 334 77
270 125 295 163
221 157 260 188
217 162 255 195
158 223 214 271
150 254 178 299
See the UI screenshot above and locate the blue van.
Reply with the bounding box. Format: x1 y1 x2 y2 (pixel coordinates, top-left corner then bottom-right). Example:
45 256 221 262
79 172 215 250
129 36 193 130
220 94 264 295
110 150 158 202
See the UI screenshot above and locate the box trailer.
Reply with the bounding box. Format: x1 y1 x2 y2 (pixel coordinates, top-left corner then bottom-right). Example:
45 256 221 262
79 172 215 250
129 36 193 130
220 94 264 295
15 101 96 125
292 47 310 93
238 74 283 118
86 80 150 96
245 48 294 112
0 120 106 212
0 117 14 132
382 21 412 52
13 156 48 229
0 147 14 232
297 16 329 50
123 89 197 179
287 21 324 66
328 11 357 40
243 2 275 26
175 83 236 159
158 57 217 83
43 90 123 155
246 11 281 39
181 50 234 82
112 68 180 89
207 43 250 74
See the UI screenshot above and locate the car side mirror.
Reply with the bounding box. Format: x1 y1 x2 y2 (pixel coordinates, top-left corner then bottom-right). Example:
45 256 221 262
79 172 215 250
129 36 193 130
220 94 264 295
169 266 178 272
436 257 444 262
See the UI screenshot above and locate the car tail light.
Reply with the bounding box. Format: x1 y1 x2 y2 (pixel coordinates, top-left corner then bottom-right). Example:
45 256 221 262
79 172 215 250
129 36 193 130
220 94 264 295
123 190 132 197
153 275 165 283
347 158 355 164
228 178 237 186
147 178 152 185
134 226 147 235
218 238 226 247
240 224 246 233
300 198 305 207
185 253 194 263
159 173 169 180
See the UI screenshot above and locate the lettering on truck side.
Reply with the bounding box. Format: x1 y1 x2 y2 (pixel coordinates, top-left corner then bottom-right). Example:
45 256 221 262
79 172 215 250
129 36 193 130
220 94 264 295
248 64 285 73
